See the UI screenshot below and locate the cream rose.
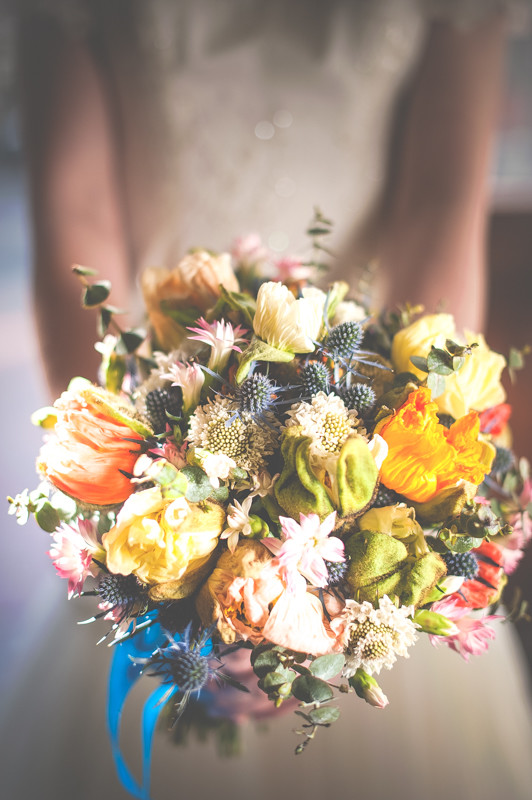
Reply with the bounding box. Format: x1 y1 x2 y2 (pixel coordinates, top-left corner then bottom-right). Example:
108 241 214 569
253 282 326 353
391 313 506 418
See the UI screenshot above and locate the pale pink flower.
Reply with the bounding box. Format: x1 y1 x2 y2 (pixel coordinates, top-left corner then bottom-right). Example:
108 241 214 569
148 440 187 470
502 477 532 574
273 254 315 283
262 582 337 656
161 361 204 411
263 511 343 589
231 233 270 270
187 317 248 372
430 594 503 661
48 519 101 598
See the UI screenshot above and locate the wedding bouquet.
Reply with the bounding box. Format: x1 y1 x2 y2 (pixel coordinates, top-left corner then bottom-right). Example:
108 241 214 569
9 216 531 797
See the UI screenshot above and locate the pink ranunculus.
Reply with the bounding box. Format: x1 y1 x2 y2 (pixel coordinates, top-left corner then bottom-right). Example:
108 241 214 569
48 519 101 598
502 477 532 574
429 594 503 661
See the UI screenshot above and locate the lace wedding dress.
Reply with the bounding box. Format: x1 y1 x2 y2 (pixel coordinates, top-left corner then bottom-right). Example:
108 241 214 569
4 2 532 799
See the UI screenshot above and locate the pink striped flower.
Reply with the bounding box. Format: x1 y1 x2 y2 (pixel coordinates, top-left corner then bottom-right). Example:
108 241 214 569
429 594 503 661
263 511 344 590
48 519 102 598
187 318 249 372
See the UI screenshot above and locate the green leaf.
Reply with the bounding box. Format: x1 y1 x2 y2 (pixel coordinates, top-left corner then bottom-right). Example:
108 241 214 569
252 649 281 678
308 706 340 725
181 466 213 503
309 654 345 681
72 264 98 277
291 675 334 704
82 280 112 308
307 226 332 236
427 347 453 375
427 371 446 398
159 301 202 328
262 670 294 691
409 356 428 373
98 307 113 337
116 329 146 355
452 356 465 372
35 502 61 533
209 485 229 503
438 528 484 553
236 337 294 384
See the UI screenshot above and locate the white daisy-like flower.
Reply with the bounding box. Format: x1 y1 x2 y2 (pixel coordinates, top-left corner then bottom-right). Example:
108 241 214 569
161 361 205 411
188 397 279 474
335 595 418 677
194 448 237 489
284 392 361 457
221 496 254 553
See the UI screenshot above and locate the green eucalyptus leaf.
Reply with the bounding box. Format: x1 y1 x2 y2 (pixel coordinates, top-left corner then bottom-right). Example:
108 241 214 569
410 356 428 373
180 466 213 503
72 264 98 277
98 307 113 337
291 675 334 704
35 502 61 533
427 347 453 375
116 329 146 355
452 356 465 372
308 706 340 726
427 371 446 398
82 280 112 308
438 528 483 553
252 649 281 678
309 654 345 680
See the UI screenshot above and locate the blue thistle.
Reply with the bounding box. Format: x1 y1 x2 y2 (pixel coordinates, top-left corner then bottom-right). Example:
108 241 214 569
340 383 376 414
324 322 364 360
238 373 278 415
301 361 331 396
440 551 479 580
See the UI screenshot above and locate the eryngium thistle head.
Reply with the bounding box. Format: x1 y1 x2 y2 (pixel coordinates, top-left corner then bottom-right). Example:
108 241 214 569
440 551 479 580
301 361 331 396
372 485 404 508
98 573 147 608
145 386 183 433
161 648 211 692
490 446 514 475
324 321 364 360
238 373 277 415
325 557 350 587
341 383 376 414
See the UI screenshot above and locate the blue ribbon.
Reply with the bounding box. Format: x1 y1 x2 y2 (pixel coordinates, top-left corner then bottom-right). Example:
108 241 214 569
108 616 167 800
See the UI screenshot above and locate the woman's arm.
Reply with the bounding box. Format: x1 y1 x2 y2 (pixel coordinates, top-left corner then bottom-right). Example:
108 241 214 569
377 13 507 333
17 14 132 399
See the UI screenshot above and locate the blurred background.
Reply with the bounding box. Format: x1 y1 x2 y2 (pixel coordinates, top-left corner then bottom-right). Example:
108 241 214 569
1 4 532 800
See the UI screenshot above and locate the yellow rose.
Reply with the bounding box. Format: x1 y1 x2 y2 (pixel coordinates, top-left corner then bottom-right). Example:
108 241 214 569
141 250 240 350
391 313 506 418
102 486 224 587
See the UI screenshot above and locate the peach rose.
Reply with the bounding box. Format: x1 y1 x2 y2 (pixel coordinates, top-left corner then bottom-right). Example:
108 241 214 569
37 387 145 506
141 250 240 350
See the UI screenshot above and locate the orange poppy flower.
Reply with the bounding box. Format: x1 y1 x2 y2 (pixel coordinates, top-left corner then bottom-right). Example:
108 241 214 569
38 389 145 506
374 387 495 503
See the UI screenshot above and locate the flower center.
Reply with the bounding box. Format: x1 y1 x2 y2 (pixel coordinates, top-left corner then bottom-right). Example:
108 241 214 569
349 619 395 660
321 412 352 453
206 416 248 459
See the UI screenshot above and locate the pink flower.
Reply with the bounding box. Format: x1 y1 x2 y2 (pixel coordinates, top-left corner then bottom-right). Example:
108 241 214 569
273 254 315 283
263 511 343 589
48 519 101 598
231 233 269 270
429 594 503 661
161 361 204 411
502 477 532 574
187 318 249 372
